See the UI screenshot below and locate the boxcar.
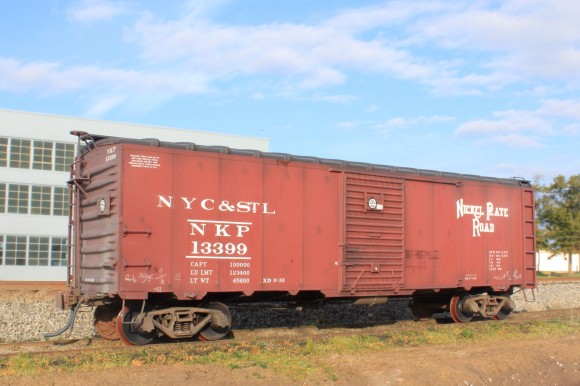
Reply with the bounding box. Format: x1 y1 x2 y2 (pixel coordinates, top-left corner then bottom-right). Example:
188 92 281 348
52 132 535 344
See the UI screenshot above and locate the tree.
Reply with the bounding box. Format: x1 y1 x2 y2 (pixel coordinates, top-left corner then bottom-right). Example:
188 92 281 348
535 175 580 274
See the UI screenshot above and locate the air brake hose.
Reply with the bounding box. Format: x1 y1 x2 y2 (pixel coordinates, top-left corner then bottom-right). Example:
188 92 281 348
43 299 84 339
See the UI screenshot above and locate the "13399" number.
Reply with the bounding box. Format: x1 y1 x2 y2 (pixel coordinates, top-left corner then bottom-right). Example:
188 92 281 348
191 241 248 256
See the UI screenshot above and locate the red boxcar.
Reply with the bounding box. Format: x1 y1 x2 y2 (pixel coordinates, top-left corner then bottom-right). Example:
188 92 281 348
53 132 535 344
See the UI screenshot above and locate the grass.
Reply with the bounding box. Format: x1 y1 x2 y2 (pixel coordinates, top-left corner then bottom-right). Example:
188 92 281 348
536 271 580 280
1 316 578 382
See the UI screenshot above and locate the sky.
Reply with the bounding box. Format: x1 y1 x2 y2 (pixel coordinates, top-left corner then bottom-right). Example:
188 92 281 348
1 0 579 182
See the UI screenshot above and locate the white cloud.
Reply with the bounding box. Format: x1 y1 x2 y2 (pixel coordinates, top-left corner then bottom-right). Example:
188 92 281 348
562 124 580 136
5 1 580 115
336 120 372 130
455 98 580 148
377 115 455 130
67 0 127 23
456 112 552 136
479 134 542 148
537 99 580 120
365 104 379 113
86 94 128 116
0 58 209 115
322 1 451 34
121 0 580 97
124 5 444 93
0 58 207 94
413 1 580 84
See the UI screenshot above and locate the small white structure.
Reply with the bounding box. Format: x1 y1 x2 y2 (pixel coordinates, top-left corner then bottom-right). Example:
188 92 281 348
0 109 268 282
536 250 580 273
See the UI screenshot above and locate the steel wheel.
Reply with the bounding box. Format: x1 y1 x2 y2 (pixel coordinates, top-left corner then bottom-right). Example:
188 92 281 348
94 304 121 340
116 306 156 346
449 294 474 323
493 304 512 320
198 302 231 341
410 301 434 320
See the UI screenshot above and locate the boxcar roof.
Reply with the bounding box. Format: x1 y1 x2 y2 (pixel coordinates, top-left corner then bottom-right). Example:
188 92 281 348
77 132 531 187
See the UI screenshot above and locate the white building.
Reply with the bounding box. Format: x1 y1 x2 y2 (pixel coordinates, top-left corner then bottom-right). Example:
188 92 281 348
536 250 580 273
0 109 268 282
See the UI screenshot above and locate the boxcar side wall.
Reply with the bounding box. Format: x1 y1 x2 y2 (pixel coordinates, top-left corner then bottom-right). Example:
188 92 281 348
117 144 343 300
403 179 534 293
74 139 534 303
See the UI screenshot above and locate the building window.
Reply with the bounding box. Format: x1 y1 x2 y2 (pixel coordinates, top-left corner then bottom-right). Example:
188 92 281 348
52 187 69 216
4 235 27 266
2 137 75 171
0 235 68 267
0 137 7 167
31 186 52 215
0 183 69 216
33 140 54 171
55 142 75 172
51 237 68 266
0 183 5 213
29 236 50 266
7 184 29 214
9 138 31 169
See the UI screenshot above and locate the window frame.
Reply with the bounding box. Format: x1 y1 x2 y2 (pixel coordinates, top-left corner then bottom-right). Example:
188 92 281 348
7 184 30 214
4 235 27 266
9 138 32 169
0 137 8 167
32 140 54 171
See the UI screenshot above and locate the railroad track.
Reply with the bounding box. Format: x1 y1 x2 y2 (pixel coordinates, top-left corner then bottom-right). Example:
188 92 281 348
1 307 577 359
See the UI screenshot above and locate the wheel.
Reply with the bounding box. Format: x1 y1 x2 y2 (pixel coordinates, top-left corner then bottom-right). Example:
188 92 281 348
493 296 513 320
198 302 231 341
410 300 434 320
116 306 156 346
449 294 474 323
94 304 121 340
493 307 511 320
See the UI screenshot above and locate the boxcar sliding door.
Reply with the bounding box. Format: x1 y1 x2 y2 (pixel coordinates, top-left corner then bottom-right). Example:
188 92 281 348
341 173 405 295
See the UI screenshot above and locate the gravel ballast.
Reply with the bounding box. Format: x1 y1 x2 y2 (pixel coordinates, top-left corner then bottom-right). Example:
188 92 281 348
0 281 578 343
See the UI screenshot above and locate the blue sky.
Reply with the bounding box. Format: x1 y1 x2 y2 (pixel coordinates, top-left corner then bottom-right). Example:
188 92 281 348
1 0 579 182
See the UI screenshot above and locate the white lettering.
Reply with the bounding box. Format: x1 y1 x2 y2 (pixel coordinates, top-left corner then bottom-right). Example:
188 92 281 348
157 195 276 215
181 197 197 209
190 223 206 236
472 218 495 237
201 199 214 211
236 225 250 237
486 201 509 220
215 224 230 237
456 198 483 219
237 202 251 213
457 198 507 238
262 202 276 214
158 196 172 208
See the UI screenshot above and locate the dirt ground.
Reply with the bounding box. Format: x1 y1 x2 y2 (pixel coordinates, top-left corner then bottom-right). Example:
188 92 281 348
3 334 579 385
